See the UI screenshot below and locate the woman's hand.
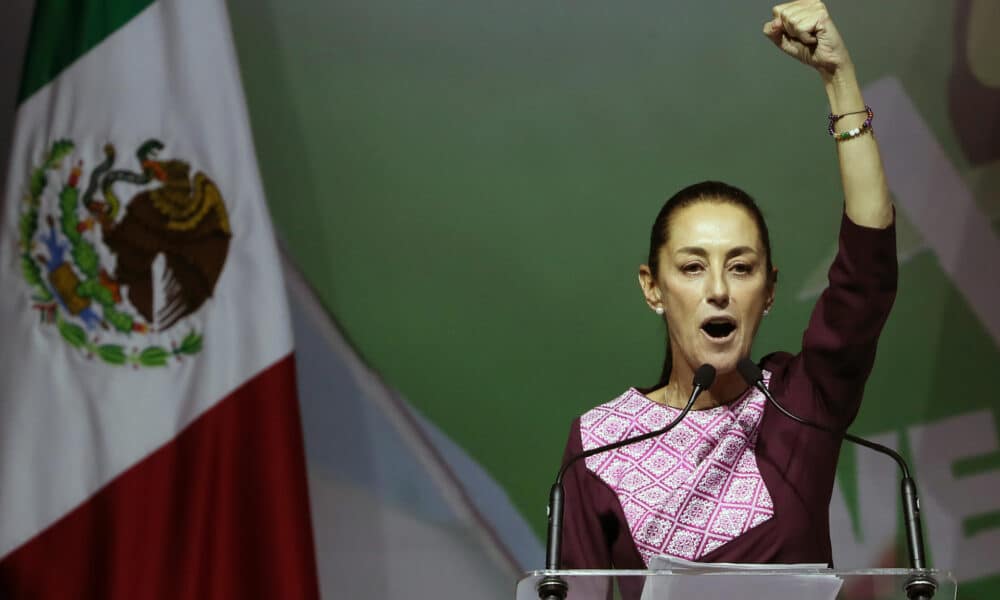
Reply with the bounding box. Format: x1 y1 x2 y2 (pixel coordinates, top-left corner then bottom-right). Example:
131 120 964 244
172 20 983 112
765 1 892 229
763 1 852 80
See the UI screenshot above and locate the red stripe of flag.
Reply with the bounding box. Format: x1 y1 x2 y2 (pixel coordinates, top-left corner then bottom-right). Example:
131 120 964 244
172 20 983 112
0 355 320 599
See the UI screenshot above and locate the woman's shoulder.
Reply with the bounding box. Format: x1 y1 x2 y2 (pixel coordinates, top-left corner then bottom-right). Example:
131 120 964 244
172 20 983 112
577 387 671 448
580 388 652 423
758 350 802 390
759 351 795 373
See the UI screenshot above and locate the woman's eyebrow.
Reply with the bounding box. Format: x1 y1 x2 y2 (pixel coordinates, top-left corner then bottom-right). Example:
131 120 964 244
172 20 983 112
674 246 759 258
675 246 708 257
726 246 759 259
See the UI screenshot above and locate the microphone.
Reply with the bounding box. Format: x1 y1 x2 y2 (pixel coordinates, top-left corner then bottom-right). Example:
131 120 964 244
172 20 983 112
736 358 936 600
537 364 716 600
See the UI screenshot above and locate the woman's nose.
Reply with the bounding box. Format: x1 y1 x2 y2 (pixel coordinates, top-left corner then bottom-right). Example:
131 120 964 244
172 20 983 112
706 271 730 308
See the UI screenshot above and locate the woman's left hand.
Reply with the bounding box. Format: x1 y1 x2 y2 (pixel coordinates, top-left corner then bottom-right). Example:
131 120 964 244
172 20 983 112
763 1 852 78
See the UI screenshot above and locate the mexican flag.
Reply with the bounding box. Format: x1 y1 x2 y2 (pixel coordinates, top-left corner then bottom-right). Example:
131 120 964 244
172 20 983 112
0 0 319 598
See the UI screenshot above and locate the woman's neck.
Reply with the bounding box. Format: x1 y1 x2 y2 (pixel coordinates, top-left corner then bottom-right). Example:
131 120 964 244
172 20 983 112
661 367 749 411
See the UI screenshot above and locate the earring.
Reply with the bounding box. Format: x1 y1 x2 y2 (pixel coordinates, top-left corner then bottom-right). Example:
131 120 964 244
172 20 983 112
763 307 771 316
654 306 664 315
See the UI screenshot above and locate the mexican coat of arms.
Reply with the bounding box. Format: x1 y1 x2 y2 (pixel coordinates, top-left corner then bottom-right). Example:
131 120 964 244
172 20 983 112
17 139 231 367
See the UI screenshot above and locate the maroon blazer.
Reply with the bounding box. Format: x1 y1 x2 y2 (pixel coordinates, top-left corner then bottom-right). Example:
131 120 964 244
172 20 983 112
560 213 898 595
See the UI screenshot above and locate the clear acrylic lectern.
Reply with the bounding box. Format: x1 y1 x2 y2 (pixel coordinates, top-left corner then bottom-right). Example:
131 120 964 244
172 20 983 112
516 568 956 600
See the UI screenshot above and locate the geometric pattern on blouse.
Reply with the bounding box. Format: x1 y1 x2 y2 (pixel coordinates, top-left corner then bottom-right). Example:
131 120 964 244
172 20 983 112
580 372 774 566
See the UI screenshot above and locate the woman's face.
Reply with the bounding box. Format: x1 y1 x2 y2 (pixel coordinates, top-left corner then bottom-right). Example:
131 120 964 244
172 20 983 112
640 200 775 377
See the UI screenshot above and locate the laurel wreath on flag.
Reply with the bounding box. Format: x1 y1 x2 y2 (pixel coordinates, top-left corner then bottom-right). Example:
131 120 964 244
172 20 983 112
18 139 203 368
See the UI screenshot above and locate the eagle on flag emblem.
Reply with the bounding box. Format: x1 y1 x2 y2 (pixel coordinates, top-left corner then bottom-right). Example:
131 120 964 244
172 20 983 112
18 139 231 367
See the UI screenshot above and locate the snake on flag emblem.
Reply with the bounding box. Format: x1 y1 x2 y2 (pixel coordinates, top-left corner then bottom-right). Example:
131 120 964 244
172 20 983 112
17 139 232 368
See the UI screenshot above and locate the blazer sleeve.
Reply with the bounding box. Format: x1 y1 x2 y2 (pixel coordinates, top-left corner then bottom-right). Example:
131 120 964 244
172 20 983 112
559 417 615 570
790 211 898 428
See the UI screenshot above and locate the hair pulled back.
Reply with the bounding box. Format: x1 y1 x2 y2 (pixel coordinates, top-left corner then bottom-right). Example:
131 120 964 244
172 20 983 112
647 180 774 388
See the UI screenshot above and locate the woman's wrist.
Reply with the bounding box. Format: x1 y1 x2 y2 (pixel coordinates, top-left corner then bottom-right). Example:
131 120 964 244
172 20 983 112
823 63 868 135
822 63 864 114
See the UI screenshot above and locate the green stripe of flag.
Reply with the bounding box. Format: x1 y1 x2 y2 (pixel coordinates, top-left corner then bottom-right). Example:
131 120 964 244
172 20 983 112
18 0 156 104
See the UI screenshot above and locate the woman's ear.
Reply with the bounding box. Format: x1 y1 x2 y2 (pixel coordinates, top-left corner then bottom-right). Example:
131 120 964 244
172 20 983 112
765 267 778 312
638 264 663 312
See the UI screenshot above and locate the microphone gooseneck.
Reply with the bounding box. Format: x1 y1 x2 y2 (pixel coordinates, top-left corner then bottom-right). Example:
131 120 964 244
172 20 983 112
735 358 936 600
537 364 716 600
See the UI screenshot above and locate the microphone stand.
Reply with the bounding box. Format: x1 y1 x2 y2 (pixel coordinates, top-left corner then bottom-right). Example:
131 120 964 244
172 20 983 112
538 365 716 600
737 360 936 600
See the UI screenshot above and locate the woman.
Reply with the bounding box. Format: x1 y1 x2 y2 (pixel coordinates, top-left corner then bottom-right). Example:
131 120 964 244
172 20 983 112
560 0 896 575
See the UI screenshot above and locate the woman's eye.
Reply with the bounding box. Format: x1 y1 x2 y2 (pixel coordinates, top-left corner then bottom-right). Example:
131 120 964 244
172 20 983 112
682 263 704 274
731 263 752 275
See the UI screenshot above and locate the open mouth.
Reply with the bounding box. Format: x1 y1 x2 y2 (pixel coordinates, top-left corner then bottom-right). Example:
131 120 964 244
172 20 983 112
701 317 736 340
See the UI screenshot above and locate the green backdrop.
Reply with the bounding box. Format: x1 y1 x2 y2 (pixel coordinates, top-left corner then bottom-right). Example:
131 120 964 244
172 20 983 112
228 0 1000 593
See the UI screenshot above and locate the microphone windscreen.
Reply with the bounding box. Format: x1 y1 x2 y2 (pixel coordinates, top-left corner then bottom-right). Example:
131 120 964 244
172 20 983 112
736 358 763 386
693 364 716 389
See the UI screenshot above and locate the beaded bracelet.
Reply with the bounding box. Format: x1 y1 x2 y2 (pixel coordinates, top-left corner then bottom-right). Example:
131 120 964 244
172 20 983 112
827 105 873 141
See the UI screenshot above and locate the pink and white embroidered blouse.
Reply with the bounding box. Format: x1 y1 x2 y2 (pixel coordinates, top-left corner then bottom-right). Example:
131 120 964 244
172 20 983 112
579 374 774 565
558 213 898 580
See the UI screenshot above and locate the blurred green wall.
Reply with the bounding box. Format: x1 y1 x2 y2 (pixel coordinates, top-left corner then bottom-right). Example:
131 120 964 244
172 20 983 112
228 0 1000 593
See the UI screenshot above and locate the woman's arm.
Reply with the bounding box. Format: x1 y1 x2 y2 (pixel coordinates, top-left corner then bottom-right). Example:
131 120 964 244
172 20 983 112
764 0 893 228
559 419 615 571
761 2 898 426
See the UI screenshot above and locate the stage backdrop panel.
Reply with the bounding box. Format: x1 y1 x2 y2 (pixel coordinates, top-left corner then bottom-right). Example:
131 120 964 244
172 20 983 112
228 0 1000 596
